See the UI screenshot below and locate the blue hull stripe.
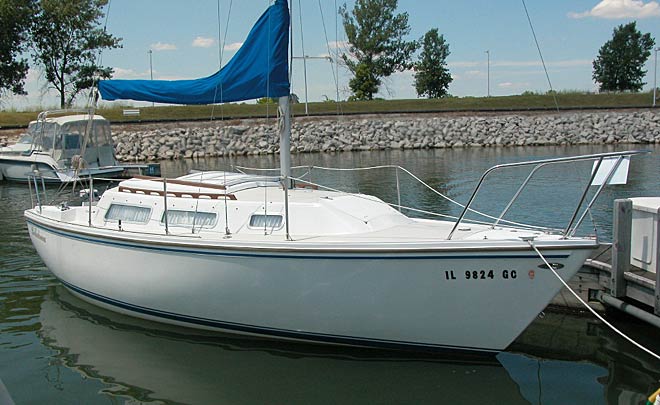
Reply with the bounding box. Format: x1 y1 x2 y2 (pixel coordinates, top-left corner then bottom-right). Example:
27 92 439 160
58 278 499 354
26 219 572 260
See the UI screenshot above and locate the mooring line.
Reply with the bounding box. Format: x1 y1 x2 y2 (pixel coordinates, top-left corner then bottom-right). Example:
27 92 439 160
526 239 660 361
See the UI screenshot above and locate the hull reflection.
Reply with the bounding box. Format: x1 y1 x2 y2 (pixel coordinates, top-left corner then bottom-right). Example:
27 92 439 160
39 286 528 404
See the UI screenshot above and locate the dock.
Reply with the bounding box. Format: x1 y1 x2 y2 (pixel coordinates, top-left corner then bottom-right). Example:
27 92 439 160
556 198 660 328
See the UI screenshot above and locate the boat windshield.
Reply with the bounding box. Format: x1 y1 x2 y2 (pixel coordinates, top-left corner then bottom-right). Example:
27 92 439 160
27 121 58 152
26 117 115 168
16 134 32 144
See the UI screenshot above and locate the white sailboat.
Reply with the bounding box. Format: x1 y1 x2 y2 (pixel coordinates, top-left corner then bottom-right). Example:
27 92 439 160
24 0 645 353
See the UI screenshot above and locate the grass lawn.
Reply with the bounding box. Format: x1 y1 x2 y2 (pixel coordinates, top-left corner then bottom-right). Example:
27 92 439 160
1 92 656 128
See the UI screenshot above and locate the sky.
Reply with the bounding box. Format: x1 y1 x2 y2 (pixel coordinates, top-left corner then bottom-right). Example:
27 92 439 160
5 0 660 110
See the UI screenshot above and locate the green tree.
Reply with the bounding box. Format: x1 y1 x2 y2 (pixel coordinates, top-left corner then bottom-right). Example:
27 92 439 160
31 0 121 108
256 97 277 104
593 22 655 92
0 0 36 98
414 28 452 98
340 0 417 100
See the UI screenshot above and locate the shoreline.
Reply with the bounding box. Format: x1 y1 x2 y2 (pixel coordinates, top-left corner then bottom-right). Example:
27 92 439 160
1 109 658 161
110 109 660 162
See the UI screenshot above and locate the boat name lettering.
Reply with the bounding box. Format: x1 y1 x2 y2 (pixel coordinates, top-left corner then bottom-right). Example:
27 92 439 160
30 225 46 243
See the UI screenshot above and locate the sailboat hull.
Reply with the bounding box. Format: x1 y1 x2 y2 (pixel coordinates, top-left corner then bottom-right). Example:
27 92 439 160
26 213 593 353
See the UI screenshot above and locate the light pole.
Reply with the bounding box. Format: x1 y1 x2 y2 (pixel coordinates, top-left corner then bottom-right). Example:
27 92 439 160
148 49 154 107
485 50 490 97
654 47 659 107
148 49 153 80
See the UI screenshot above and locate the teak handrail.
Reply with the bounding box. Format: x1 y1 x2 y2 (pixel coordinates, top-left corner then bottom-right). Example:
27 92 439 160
118 186 237 200
132 175 227 190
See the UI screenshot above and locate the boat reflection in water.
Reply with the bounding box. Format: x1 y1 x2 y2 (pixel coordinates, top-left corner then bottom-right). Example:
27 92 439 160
38 286 660 404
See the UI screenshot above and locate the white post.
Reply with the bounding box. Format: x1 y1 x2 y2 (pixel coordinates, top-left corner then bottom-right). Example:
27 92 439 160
653 47 658 108
278 95 291 187
485 50 490 97
148 50 153 80
163 178 169 235
88 175 93 226
148 49 154 108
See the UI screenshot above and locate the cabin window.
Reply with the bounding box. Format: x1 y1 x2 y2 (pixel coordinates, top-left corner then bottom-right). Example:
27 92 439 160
249 214 283 229
161 210 217 228
105 204 152 224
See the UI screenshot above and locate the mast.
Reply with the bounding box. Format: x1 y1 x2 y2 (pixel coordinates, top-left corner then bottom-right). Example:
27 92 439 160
278 95 291 186
279 0 293 188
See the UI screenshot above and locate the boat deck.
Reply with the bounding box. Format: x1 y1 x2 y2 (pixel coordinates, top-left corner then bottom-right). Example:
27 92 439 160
27 172 597 251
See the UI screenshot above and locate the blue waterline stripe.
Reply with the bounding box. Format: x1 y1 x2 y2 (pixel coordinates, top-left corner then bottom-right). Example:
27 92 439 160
26 219 571 260
58 278 499 354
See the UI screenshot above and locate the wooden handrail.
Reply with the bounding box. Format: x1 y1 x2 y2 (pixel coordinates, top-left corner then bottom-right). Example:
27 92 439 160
118 186 237 200
132 175 227 190
294 182 318 190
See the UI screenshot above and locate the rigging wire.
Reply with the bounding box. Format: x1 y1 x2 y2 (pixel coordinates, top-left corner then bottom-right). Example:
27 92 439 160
318 0 341 115
68 0 114 200
211 0 233 121
297 0 308 114
334 0 340 109
266 0 272 121
521 0 559 112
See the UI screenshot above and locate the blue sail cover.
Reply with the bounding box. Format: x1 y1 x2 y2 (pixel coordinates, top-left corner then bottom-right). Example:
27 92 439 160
99 0 289 104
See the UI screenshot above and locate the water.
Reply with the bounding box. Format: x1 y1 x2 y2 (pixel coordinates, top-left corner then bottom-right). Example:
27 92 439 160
2 145 660 404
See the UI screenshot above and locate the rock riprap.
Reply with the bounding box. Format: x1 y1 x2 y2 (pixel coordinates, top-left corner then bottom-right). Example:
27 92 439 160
110 111 660 162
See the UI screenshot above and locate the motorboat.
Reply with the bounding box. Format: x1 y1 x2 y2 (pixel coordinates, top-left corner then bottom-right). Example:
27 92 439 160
0 110 158 183
0 132 33 154
23 0 647 353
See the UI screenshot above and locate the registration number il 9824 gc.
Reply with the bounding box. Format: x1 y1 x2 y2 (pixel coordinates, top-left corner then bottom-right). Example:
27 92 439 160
444 270 518 280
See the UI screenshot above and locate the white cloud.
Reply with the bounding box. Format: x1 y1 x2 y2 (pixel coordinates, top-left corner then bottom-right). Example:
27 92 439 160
151 42 177 51
25 68 41 84
328 40 349 49
157 75 192 81
192 36 215 48
449 61 480 68
550 59 593 67
493 59 592 68
498 81 531 88
112 67 147 79
224 42 243 51
450 59 591 70
569 0 660 19
391 68 414 78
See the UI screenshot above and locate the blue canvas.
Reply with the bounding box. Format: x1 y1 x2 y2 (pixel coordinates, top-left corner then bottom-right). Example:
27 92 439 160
98 0 289 104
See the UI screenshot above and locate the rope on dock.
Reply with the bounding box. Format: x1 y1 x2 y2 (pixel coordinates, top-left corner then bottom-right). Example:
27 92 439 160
526 239 660 362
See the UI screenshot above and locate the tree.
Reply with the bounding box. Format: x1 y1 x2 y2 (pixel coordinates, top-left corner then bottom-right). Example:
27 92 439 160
414 29 452 98
31 0 121 108
0 0 36 98
593 22 655 92
256 97 277 104
340 0 417 100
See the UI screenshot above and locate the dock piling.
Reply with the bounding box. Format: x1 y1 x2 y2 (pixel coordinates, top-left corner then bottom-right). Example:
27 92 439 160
655 205 660 316
611 199 632 298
